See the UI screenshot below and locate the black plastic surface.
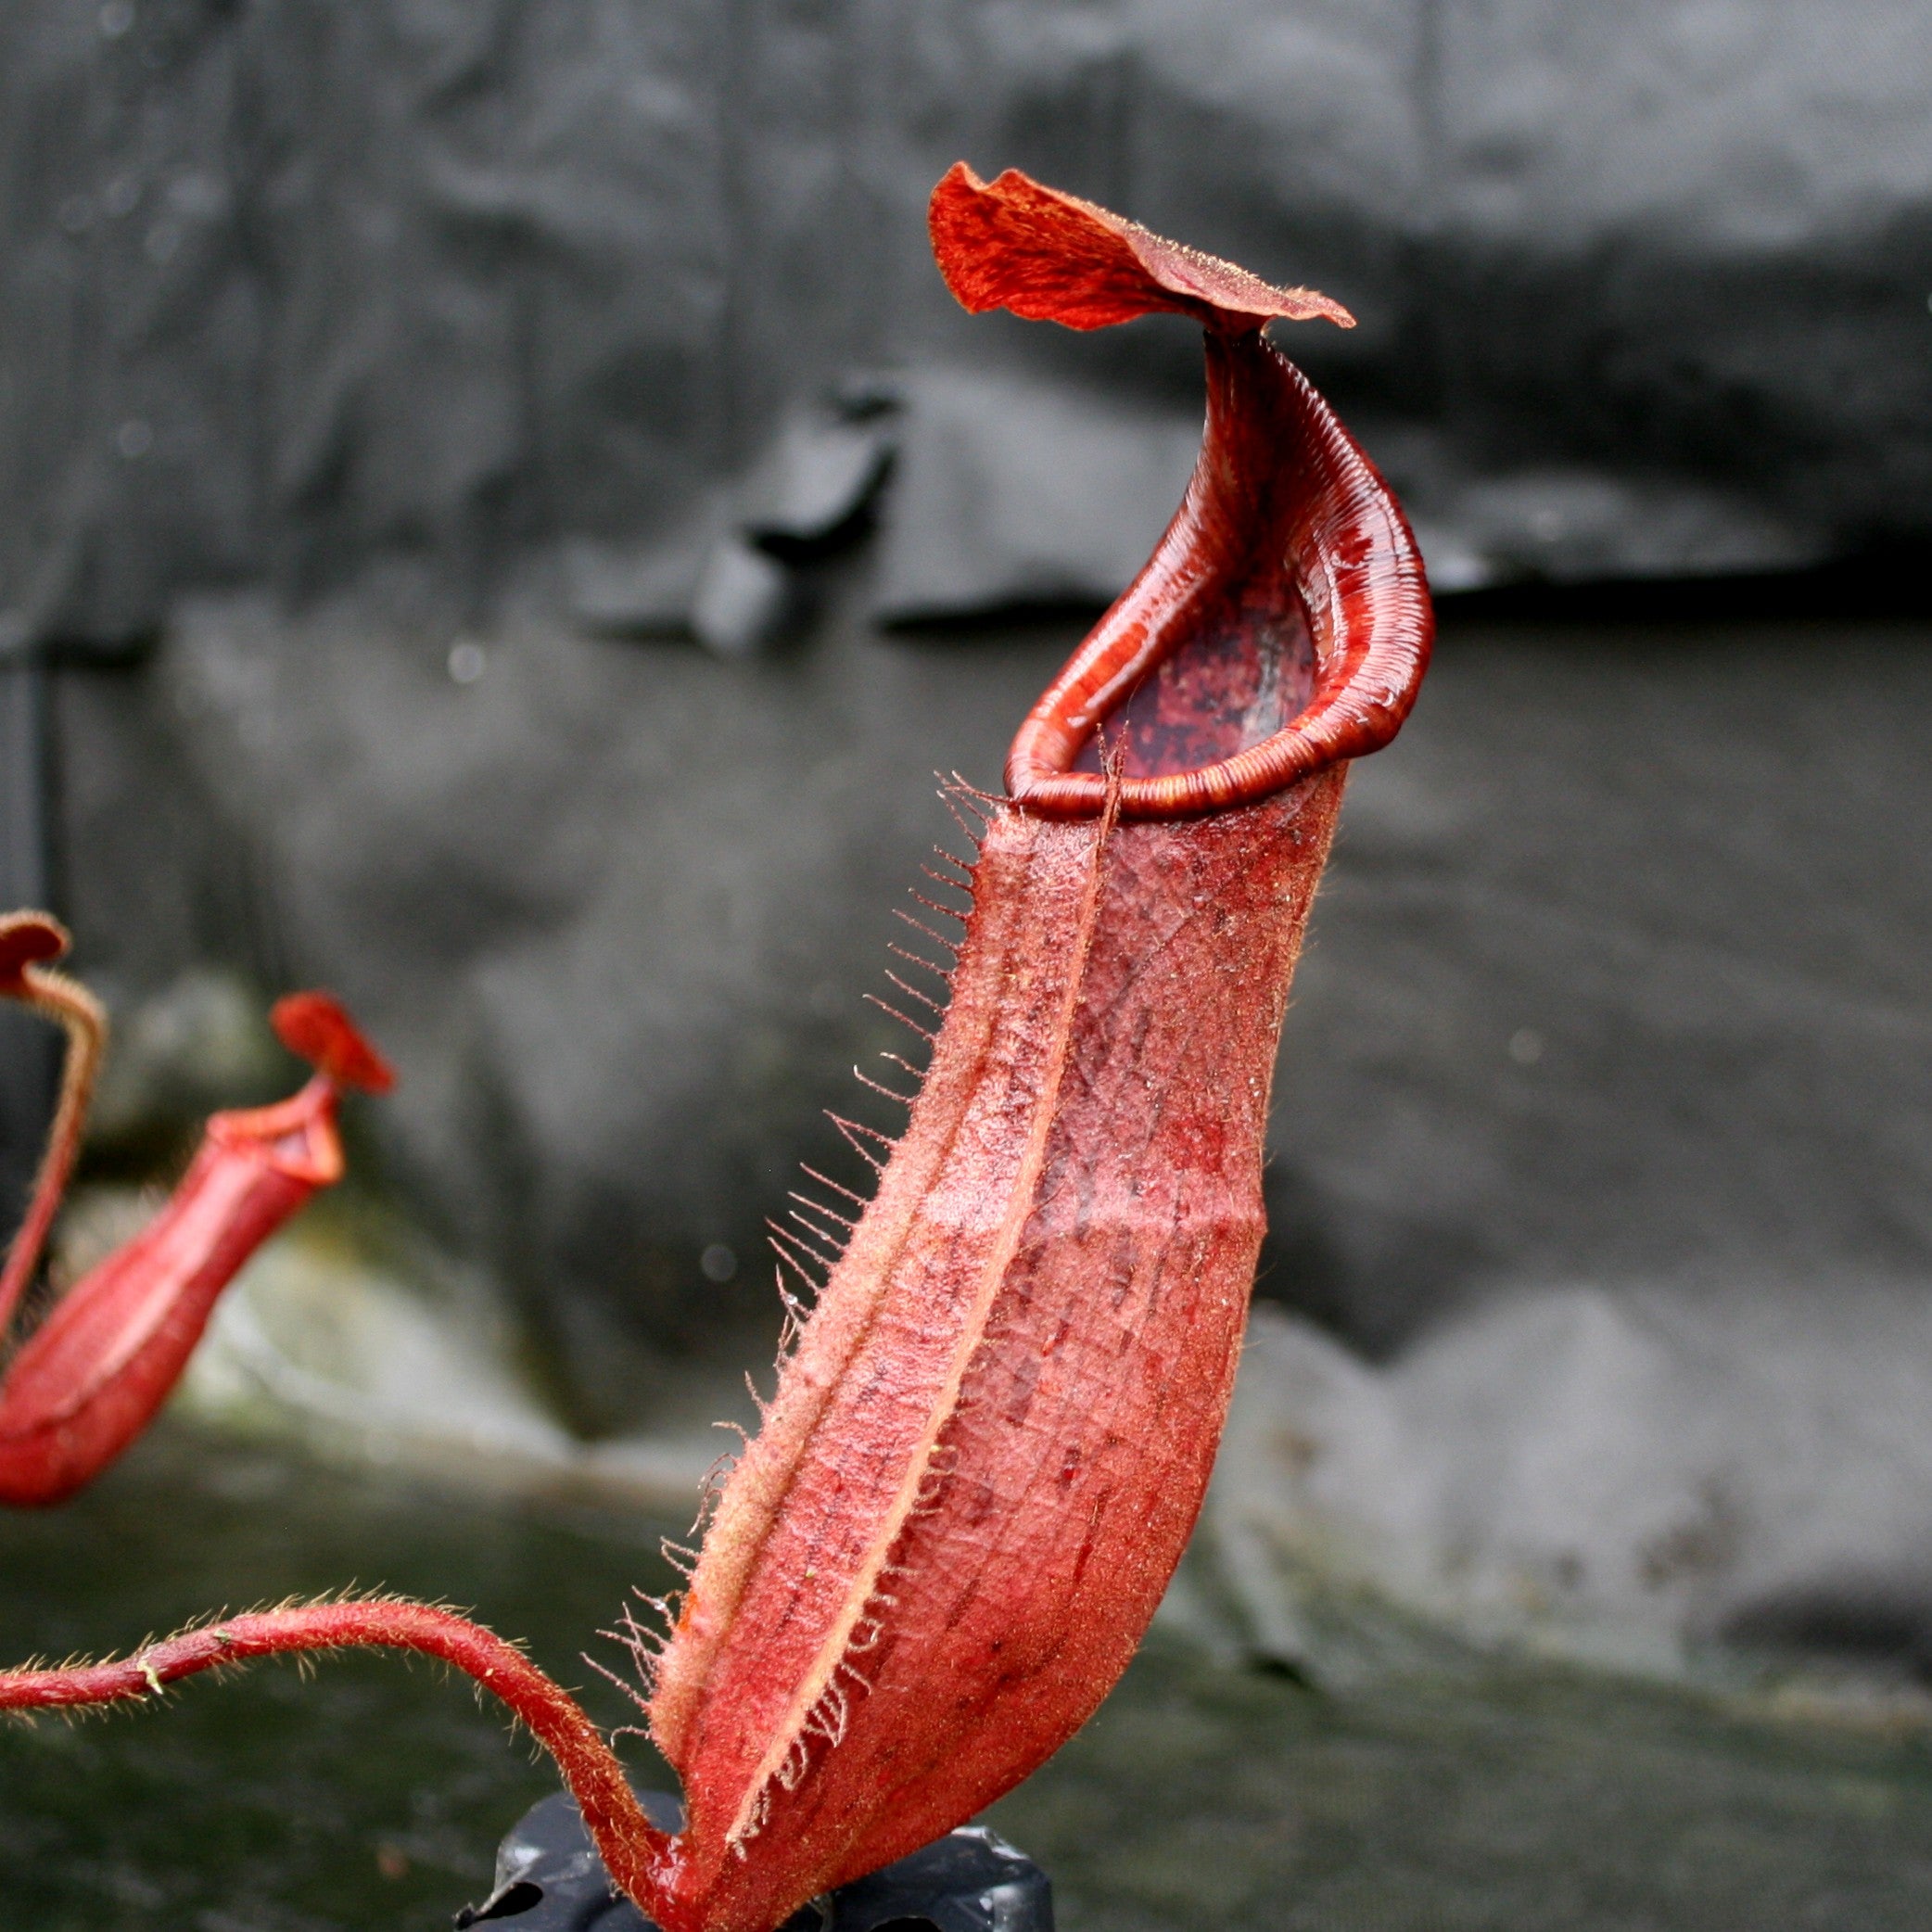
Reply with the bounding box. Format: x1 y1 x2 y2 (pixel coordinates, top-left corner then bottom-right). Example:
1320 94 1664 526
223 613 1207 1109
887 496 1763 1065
453 1787 1052 1932
7 4 1930 645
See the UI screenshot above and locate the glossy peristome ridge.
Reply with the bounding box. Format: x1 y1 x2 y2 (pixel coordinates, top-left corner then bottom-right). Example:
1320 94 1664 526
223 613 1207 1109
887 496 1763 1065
1003 331 1430 818
0 919 392 1506
0 165 1431 1932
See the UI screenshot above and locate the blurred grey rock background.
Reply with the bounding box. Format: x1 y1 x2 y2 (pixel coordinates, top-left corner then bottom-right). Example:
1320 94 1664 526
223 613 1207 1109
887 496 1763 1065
47 590 1932 1685
5 1 1932 1676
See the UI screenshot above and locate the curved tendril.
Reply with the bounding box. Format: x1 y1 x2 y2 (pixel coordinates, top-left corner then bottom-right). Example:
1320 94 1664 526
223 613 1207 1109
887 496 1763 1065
0 1598 680 1925
0 914 107 1341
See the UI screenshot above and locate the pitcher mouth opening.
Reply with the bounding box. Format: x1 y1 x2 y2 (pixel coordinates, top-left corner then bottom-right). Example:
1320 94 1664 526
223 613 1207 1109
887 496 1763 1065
197 990 394 1187
208 1078 346 1188
1002 331 1433 820
924 162 1430 822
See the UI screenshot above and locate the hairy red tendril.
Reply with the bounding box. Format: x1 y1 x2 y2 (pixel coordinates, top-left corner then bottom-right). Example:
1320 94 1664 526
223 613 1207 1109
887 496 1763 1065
0 1600 677 1912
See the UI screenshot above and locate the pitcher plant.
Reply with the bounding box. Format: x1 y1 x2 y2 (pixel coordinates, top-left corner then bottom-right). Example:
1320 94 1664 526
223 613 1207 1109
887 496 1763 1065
0 165 1431 1932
